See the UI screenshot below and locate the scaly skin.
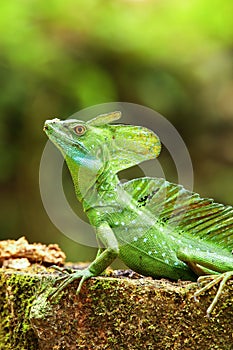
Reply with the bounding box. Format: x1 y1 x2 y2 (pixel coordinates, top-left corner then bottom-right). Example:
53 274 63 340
44 111 233 316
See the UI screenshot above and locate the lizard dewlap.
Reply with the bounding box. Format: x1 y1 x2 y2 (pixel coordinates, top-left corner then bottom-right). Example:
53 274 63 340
44 111 233 316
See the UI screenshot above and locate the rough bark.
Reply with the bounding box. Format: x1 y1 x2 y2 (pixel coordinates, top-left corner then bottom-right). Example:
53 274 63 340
0 266 232 350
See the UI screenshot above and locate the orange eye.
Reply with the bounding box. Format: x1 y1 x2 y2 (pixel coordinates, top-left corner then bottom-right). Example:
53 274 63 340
74 125 86 135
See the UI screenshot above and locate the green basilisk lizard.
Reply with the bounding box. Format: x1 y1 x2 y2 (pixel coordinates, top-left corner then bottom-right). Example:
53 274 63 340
44 111 233 316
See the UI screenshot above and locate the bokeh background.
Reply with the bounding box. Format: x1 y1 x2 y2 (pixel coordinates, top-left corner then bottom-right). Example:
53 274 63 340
0 0 232 263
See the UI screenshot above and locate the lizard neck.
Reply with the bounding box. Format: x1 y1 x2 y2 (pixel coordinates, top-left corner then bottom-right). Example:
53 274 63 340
65 154 116 198
82 165 121 212
65 154 126 215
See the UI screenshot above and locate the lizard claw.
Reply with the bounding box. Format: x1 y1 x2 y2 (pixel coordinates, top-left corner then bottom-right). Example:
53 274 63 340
193 271 233 317
50 265 73 274
48 267 93 300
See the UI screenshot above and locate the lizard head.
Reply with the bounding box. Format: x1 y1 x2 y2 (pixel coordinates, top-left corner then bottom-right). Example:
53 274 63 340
44 111 161 198
44 111 161 176
44 117 102 173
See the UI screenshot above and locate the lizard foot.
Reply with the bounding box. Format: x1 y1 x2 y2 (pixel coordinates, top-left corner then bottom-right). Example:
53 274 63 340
48 266 93 300
193 271 233 317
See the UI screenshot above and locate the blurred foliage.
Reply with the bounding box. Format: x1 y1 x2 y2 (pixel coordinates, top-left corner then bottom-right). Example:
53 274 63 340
0 0 232 262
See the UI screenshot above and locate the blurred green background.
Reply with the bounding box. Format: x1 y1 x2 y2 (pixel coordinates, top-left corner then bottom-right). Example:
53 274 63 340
0 0 232 263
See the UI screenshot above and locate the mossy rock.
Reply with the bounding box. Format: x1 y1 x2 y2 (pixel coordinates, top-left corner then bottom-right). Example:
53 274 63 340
0 266 232 349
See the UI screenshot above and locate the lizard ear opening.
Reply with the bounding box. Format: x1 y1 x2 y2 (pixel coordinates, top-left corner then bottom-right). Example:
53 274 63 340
109 124 161 173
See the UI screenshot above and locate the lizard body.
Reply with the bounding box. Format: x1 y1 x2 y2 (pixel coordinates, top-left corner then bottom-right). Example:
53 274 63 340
44 112 233 315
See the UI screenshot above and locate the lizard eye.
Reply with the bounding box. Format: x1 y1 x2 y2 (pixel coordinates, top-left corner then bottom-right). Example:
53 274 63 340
74 125 86 136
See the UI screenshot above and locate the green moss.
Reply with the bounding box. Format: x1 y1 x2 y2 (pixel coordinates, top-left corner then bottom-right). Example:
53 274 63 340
0 269 53 350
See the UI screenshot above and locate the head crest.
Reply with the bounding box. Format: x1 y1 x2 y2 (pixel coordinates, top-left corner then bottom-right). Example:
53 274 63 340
87 111 121 126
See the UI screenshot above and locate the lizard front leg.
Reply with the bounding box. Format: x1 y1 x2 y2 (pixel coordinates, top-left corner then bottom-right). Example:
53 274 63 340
49 223 119 299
